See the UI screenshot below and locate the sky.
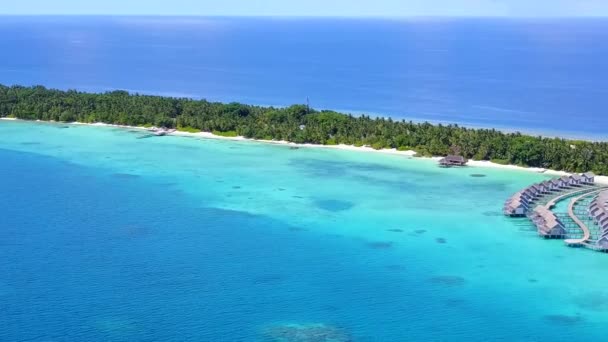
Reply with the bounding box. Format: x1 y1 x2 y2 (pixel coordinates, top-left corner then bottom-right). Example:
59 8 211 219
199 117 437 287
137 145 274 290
2 0 608 17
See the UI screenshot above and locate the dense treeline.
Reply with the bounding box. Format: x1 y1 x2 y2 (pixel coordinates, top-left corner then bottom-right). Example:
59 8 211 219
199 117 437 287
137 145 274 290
1 84 607 174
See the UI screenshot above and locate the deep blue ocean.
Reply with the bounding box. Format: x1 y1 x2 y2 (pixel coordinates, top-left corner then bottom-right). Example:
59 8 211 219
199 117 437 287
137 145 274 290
0 16 607 139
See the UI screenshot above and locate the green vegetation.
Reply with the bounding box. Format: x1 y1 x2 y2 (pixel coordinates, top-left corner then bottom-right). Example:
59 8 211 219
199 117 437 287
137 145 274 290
1 84 607 174
177 126 201 133
490 159 510 165
211 130 238 137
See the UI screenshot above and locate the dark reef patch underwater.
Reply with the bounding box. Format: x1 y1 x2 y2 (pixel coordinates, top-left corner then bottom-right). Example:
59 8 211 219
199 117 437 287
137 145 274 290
429 275 466 287
111 172 141 179
314 199 354 212
261 323 352 342
544 315 584 326
366 241 393 249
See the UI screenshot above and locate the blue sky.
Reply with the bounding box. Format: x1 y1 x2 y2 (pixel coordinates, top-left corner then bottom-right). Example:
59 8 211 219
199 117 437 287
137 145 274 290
2 0 608 17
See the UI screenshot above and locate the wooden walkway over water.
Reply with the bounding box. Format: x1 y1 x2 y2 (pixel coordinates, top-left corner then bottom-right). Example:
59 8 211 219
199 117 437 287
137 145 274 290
539 187 607 248
505 175 608 252
564 191 600 247
544 187 602 210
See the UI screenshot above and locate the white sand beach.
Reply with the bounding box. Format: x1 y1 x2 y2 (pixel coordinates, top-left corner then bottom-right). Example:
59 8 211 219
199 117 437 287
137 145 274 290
2 117 606 183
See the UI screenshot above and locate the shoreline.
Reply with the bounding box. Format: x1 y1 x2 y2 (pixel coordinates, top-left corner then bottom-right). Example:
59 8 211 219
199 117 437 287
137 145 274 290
2 117 607 183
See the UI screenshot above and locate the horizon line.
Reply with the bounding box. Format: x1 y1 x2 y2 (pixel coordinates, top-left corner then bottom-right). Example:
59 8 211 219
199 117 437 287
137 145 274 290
1 14 608 19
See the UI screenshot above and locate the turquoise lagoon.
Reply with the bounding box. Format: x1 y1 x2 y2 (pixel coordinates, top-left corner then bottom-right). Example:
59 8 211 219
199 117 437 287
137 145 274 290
1 120 607 341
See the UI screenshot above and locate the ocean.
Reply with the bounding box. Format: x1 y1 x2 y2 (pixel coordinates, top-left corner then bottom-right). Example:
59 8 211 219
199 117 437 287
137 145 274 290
2 120 608 341
0 16 607 139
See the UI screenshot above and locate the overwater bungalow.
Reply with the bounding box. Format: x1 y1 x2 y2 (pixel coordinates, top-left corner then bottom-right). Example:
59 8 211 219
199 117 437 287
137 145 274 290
590 206 604 218
520 190 535 202
504 201 526 216
505 180 608 252
553 178 568 189
528 186 542 197
591 211 607 224
560 176 576 187
588 192 608 252
596 236 608 250
438 155 467 167
503 192 530 216
545 179 561 191
582 172 595 185
536 183 550 194
589 191 608 222
534 206 567 238
598 214 607 226
538 180 551 191
570 174 584 186
522 187 536 198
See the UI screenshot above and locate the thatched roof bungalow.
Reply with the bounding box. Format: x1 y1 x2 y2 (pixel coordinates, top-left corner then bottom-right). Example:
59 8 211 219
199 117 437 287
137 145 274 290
439 155 468 167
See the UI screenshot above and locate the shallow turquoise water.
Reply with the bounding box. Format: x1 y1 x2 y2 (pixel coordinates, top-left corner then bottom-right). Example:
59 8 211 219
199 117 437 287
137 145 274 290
1 120 608 341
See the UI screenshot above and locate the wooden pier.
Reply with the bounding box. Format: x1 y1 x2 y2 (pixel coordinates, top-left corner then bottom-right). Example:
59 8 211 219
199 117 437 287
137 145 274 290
563 192 600 247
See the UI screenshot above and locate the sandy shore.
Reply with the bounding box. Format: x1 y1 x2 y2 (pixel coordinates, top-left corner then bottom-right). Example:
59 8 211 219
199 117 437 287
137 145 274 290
2 117 606 183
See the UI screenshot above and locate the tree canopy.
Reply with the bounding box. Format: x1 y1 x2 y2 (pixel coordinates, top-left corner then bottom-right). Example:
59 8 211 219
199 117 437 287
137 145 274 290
1 84 606 175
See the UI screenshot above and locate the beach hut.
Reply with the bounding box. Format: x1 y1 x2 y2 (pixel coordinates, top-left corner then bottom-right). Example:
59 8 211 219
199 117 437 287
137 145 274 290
582 172 595 185
438 155 467 167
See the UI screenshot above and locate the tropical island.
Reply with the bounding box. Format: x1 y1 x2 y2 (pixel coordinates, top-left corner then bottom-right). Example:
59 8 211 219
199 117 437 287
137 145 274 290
1 84 607 175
